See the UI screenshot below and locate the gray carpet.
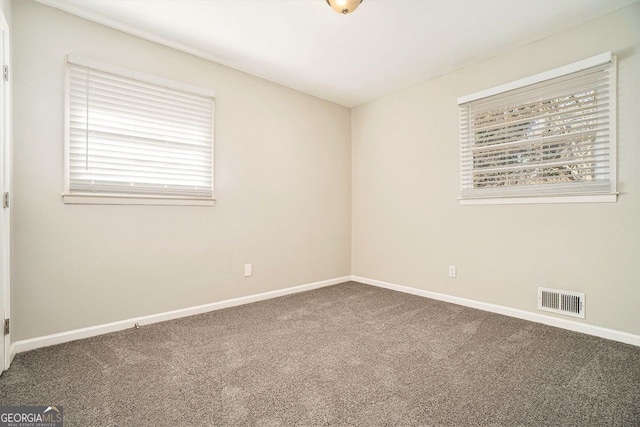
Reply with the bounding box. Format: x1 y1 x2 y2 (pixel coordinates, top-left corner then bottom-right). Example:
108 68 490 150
1 281 639 426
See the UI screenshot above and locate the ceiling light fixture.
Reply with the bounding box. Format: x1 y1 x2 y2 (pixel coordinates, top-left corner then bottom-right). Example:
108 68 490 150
326 0 363 15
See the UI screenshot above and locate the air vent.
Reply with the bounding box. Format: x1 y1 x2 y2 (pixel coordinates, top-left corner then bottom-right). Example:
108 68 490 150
537 287 585 319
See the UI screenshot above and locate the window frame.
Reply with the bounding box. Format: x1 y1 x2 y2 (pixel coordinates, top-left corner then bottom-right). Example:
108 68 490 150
457 52 617 205
62 55 216 206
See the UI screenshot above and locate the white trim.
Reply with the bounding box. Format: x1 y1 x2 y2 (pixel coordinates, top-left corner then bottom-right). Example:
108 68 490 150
9 342 16 366
66 54 215 98
11 275 638 356
459 193 617 205
63 56 71 199
609 56 618 195
351 276 640 347
62 194 216 206
457 52 612 105
10 276 349 355
0 8 10 373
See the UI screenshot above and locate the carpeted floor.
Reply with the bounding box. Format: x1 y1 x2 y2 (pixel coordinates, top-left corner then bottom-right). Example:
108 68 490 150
1 281 639 426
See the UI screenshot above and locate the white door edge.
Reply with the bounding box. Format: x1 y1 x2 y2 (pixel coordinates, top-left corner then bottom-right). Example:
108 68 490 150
0 8 11 373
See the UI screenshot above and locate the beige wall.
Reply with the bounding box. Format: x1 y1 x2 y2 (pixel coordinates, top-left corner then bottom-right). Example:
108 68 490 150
0 0 10 26
0 1 7 13
11 0 640 342
352 3 640 335
12 1 351 341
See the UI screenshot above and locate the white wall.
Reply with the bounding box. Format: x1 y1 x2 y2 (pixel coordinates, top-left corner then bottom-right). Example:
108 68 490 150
12 1 351 341
352 3 640 336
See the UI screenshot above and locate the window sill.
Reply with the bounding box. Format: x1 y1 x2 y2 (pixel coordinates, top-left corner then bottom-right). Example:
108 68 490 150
459 193 617 205
62 193 216 206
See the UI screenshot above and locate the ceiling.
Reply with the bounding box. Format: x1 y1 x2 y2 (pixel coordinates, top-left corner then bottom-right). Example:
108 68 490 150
35 0 638 107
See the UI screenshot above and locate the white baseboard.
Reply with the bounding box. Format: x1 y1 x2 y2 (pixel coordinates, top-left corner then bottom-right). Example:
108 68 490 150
351 275 640 347
10 274 638 359
11 276 350 355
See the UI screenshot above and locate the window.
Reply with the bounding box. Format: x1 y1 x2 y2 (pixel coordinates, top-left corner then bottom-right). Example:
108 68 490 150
63 55 215 205
458 52 616 205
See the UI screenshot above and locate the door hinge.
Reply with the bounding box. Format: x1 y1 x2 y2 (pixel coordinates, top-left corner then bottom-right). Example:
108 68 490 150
3 65 7 82
2 192 8 208
3 319 8 335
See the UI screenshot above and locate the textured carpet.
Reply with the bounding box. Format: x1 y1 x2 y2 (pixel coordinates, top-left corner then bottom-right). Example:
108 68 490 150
1 281 639 426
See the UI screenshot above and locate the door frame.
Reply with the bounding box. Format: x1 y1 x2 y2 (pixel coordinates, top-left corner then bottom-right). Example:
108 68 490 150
0 8 11 373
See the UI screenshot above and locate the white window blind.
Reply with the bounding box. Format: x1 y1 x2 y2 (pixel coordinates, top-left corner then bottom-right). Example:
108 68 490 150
65 56 214 203
458 53 616 204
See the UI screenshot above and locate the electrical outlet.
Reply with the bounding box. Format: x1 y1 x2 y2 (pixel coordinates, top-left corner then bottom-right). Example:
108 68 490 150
244 264 252 277
448 265 457 278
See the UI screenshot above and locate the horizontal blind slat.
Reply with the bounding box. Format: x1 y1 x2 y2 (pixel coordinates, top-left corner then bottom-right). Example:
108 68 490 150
467 100 609 135
70 65 211 107
463 148 610 170
68 141 213 160
70 91 212 124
